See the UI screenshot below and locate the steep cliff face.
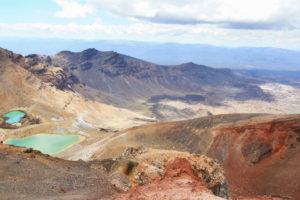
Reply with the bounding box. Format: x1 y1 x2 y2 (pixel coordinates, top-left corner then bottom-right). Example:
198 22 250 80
92 114 300 199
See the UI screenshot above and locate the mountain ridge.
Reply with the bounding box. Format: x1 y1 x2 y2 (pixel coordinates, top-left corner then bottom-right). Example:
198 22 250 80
3 46 300 123
50 48 273 107
0 46 280 121
1 38 300 70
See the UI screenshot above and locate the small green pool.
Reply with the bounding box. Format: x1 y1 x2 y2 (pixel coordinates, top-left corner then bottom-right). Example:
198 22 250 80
5 134 81 155
2 110 26 124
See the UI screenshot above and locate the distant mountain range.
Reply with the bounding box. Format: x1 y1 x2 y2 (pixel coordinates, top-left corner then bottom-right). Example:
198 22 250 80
0 46 276 121
1 38 300 70
234 69 300 88
50 48 271 107
1 46 299 121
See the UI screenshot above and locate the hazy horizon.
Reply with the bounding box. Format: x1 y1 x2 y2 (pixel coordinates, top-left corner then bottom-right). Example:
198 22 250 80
1 0 300 49
1 37 300 70
2 1 300 70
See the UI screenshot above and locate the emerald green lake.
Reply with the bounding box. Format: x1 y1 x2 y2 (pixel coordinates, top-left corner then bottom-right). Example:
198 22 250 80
5 134 81 155
2 110 26 124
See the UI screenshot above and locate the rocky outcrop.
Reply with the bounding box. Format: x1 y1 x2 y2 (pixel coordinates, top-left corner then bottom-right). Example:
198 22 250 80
0 47 79 91
0 48 22 64
100 147 228 198
23 54 79 90
241 141 273 165
115 158 225 200
115 157 283 200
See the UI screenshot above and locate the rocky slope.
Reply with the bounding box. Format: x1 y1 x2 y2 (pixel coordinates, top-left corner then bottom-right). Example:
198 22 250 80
1 144 283 200
115 158 226 200
99 147 228 198
52 48 272 101
23 54 80 90
115 158 283 200
51 48 274 120
91 114 300 199
0 47 154 131
2 47 300 122
0 145 121 200
49 48 299 121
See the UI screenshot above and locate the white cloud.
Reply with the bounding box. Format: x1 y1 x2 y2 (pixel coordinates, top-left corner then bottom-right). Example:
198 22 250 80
53 0 94 18
1 21 300 49
1 1 300 49
86 0 300 29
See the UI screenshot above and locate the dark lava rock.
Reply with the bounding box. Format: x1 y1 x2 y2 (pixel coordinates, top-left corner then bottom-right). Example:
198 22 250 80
23 148 33 153
80 62 93 71
242 141 273 165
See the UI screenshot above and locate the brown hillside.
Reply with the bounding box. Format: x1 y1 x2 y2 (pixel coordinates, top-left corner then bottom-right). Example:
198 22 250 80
92 114 300 199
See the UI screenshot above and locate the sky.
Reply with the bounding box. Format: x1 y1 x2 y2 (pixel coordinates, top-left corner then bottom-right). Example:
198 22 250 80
1 0 300 49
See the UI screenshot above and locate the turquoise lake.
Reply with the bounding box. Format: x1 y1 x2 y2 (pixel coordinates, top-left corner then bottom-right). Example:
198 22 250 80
2 110 26 124
5 134 81 155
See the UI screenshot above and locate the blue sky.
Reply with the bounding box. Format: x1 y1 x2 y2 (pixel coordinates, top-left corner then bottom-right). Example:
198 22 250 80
0 0 300 49
0 1 60 23
0 0 133 25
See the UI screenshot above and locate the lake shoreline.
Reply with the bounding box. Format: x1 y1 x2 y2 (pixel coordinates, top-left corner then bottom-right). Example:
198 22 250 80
4 133 86 155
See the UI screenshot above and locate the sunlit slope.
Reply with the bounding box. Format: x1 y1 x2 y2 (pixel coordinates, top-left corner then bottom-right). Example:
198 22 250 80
92 113 300 199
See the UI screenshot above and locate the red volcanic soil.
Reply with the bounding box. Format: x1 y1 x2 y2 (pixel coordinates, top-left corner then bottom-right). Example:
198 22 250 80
96 114 300 199
207 116 300 199
115 158 284 200
115 158 224 200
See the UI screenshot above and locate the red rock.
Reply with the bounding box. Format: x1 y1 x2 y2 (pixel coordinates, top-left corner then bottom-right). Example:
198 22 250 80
115 158 225 200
